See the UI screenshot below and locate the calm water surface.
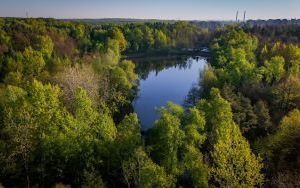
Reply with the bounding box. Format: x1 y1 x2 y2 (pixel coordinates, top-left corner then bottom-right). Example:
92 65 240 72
133 56 207 130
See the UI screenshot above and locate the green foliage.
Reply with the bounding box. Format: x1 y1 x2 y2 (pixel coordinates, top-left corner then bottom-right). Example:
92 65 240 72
212 27 257 67
71 24 86 40
272 108 300 148
0 17 211 187
0 28 10 55
117 113 141 155
0 80 119 187
74 87 98 122
211 28 261 86
200 66 219 96
111 28 127 52
198 88 264 187
0 80 71 186
256 109 300 179
2 18 300 188
106 66 132 111
181 108 209 188
82 170 106 188
182 145 209 188
260 42 300 75
122 147 175 188
154 30 168 49
221 85 259 140
149 102 185 175
207 25 300 186
272 74 300 112
139 159 174 188
123 22 207 53
147 102 209 187
120 60 138 83
34 35 54 58
22 47 46 79
183 108 206 146
105 38 120 64
253 100 273 137
95 113 142 186
262 56 285 84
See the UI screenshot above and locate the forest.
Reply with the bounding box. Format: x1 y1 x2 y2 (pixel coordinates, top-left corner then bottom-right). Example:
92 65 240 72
0 18 299 188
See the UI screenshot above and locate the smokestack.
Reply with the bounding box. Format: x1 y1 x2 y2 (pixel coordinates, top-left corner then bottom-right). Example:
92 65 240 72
236 11 239 22
243 11 246 22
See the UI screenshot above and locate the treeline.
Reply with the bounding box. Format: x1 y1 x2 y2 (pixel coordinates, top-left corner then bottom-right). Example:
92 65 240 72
0 18 209 59
245 24 300 46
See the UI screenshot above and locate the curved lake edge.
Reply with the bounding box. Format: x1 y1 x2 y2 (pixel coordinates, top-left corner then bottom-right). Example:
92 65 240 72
123 48 210 59
132 54 208 131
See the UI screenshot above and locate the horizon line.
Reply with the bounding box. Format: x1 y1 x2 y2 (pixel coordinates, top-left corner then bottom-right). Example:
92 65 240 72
1 16 300 22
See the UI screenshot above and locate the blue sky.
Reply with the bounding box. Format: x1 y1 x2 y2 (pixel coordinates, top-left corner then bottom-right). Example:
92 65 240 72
0 0 299 20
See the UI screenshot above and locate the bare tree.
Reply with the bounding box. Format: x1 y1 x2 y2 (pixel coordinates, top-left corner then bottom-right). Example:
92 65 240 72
9 123 37 188
54 64 101 113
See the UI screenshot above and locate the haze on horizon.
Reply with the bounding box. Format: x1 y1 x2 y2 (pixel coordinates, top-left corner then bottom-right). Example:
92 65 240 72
0 0 300 21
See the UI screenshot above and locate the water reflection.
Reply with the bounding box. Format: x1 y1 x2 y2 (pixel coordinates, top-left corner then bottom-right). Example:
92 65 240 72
132 56 207 130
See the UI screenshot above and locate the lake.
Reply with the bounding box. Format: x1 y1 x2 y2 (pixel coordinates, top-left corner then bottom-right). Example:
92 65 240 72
132 56 207 130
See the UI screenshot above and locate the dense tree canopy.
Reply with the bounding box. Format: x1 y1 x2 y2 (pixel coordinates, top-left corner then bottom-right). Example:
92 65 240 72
0 18 300 187
198 88 264 187
200 25 300 187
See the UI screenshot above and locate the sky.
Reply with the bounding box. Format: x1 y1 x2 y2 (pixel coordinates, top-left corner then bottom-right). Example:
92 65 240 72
0 0 299 20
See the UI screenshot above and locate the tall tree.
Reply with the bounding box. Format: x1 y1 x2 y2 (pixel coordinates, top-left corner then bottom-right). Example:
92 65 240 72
148 102 185 175
122 147 174 188
262 56 285 84
198 88 264 187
